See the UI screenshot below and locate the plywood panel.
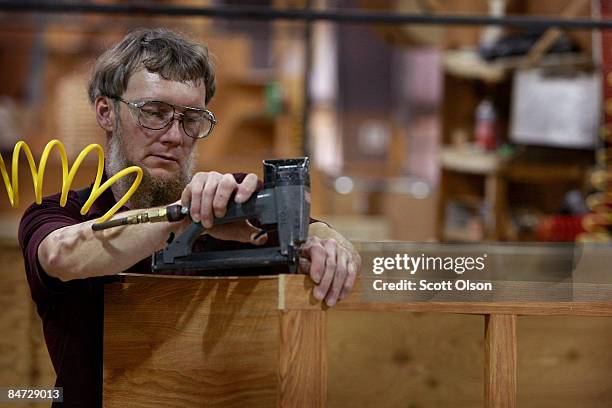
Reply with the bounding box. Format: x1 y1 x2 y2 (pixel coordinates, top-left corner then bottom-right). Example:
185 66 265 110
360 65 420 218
518 316 612 408
104 278 280 408
327 311 484 408
327 312 612 408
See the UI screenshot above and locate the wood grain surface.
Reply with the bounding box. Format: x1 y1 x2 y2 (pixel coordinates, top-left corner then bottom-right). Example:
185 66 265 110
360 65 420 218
0 244 610 408
517 315 612 407
484 314 517 408
278 310 326 407
102 271 612 408
327 311 485 408
281 274 612 316
104 277 280 407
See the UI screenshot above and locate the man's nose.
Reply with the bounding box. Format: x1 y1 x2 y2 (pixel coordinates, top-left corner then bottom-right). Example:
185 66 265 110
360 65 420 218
159 114 184 145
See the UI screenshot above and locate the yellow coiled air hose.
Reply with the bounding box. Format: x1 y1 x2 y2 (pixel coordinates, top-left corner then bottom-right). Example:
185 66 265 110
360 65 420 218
1 139 142 224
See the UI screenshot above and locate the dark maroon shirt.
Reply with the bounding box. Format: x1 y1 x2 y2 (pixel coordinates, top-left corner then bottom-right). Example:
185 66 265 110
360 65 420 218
18 173 301 407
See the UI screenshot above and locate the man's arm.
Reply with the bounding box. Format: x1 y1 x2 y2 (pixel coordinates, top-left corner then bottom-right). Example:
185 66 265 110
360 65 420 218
37 208 183 281
38 171 264 282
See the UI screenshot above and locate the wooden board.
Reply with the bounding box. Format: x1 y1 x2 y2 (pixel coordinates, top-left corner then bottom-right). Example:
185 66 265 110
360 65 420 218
485 314 517 408
517 316 612 408
327 311 484 408
104 277 280 408
281 275 612 316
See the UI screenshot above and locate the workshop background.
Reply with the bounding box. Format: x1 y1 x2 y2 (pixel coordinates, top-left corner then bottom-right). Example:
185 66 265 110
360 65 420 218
1 1 612 407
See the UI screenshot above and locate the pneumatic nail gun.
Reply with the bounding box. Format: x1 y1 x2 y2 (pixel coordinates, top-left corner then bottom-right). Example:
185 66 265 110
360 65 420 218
151 158 311 274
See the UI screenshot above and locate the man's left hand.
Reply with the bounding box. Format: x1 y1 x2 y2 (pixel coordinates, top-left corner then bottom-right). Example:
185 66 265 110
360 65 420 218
299 225 360 307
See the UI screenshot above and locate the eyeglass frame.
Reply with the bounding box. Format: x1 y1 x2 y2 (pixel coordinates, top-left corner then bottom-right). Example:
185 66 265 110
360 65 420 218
111 96 218 139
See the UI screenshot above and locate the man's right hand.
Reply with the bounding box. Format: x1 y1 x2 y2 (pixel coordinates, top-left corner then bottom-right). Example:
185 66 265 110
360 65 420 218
178 171 267 245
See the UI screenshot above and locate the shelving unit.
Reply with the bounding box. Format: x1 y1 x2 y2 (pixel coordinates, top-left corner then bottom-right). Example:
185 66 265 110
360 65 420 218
443 48 593 84
438 145 592 242
437 146 506 241
437 7 596 242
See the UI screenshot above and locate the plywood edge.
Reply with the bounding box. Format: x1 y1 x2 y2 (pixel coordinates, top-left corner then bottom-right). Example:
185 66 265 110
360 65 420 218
280 275 612 316
118 272 280 283
278 273 286 310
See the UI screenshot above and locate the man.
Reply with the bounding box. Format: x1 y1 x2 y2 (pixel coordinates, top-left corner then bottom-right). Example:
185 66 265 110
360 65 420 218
18 28 360 407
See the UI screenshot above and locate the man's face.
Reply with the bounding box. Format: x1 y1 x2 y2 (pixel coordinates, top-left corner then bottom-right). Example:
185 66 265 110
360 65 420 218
105 69 207 208
115 69 206 179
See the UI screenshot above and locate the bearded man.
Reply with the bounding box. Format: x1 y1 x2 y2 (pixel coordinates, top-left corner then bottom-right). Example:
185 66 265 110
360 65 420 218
18 27 359 408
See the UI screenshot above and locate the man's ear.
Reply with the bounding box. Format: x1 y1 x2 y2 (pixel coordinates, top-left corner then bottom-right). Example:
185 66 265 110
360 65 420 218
95 96 116 132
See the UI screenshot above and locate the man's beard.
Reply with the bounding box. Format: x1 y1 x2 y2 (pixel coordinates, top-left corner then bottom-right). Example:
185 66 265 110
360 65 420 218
105 121 194 209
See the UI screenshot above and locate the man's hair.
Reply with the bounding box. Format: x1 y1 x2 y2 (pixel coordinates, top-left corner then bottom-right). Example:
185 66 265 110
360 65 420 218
87 27 215 105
